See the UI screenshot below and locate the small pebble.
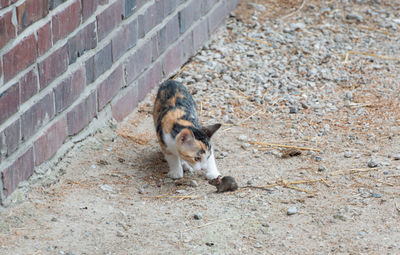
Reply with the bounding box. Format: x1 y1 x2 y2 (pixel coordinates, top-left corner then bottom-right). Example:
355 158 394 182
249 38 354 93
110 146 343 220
371 193 382 198
254 243 262 248
394 154 400 160
367 158 379 168
190 180 198 187
51 217 58 222
116 231 125 237
344 151 352 158
238 135 247 141
289 106 298 114
318 166 327 172
193 213 203 220
138 188 145 194
176 190 186 194
287 206 297 215
346 13 363 22
315 156 322 162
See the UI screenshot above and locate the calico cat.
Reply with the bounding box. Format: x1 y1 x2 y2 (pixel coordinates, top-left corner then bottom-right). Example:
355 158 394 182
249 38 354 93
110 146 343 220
153 80 221 180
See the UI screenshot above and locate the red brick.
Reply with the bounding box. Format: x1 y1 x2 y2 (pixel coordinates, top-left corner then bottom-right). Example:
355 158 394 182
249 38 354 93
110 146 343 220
54 67 85 113
4 119 20 157
98 65 123 110
182 31 194 62
38 44 68 90
0 10 16 49
20 68 38 104
193 17 208 51
93 42 112 80
68 21 97 64
201 0 218 15
1 147 34 198
3 34 38 83
112 19 137 62
49 0 67 10
21 92 55 141
138 61 162 101
112 85 138 121
96 0 123 41
178 0 201 34
37 21 52 56
16 0 49 33
67 91 97 136
81 0 98 22
208 1 226 34
125 42 151 84
162 43 182 78
0 0 17 8
0 83 19 126
52 0 81 44
34 117 66 166
166 13 179 45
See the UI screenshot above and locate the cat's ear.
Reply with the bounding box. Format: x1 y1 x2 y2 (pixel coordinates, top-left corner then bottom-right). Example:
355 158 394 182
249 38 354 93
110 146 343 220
202 124 221 138
176 128 195 146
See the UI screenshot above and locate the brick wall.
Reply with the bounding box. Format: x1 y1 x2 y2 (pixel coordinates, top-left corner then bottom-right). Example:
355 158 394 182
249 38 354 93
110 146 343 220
0 0 239 204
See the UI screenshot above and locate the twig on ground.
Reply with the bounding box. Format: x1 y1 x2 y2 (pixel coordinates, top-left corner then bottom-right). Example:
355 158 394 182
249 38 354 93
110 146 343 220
144 195 201 199
250 141 321 152
281 0 306 19
355 25 393 36
245 36 271 46
343 51 399 62
183 218 233 232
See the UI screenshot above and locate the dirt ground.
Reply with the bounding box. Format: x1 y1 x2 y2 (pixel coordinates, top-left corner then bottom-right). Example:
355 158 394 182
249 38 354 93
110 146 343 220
1 0 400 254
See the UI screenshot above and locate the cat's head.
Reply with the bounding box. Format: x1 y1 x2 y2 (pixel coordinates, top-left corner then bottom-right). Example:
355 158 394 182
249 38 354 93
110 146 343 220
176 124 221 171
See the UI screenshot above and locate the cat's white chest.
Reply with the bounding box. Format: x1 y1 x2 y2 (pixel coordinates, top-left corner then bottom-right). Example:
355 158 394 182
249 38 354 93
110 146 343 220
163 132 178 155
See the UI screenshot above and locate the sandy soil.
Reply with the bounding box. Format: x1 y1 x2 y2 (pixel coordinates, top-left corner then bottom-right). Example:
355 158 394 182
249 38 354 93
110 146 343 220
1 1 400 254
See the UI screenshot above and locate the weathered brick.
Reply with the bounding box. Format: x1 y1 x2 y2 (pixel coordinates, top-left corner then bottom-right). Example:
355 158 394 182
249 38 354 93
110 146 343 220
1 0 18 8
54 67 85 113
143 4 157 35
19 69 38 104
166 14 179 45
124 0 136 19
208 1 226 34
38 44 68 90
178 1 201 34
111 85 138 121
0 10 16 49
99 0 108 5
164 0 178 16
94 42 112 80
34 117 66 166
112 19 137 62
68 21 97 64
182 31 194 61
1 147 34 198
97 64 123 110
125 42 151 84
3 34 38 83
4 119 20 157
163 42 183 78
96 0 123 41
37 21 52 56
201 0 218 15
81 0 98 22
0 83 19 126
52 0 81 44
21 93 55 141
16 0 49 33
49 0 67 10
138 61 162 101
193 17 208 51
67 91 97 136
154 0 165 25
137 14 145 39
85 56 95 84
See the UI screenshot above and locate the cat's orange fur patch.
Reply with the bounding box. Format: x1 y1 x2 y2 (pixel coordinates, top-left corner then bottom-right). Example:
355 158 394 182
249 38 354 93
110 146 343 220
161 109 185 133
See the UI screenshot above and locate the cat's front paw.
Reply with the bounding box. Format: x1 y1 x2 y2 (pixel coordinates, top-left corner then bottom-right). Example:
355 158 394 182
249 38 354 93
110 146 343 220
167 171 183 179
206 171 221 180
182 161 194 173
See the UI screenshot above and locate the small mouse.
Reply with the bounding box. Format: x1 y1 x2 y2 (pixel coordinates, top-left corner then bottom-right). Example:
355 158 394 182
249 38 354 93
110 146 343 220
208 176 238 193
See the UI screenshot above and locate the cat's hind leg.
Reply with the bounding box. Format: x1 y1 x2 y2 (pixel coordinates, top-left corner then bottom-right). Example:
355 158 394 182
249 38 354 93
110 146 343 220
165 154 183 179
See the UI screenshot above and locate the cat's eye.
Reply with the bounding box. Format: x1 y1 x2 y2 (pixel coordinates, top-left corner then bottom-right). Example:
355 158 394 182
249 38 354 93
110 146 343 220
194 156 201 162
